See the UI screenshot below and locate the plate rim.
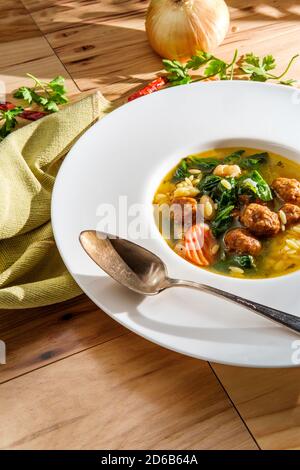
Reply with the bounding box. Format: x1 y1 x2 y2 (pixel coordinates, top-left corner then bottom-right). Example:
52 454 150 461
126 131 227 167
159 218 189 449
52 80 300 368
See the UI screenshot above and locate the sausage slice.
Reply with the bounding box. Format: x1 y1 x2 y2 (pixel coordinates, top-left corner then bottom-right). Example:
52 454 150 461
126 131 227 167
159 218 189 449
272 177 300 206
240 203 280 236
224 228 262 256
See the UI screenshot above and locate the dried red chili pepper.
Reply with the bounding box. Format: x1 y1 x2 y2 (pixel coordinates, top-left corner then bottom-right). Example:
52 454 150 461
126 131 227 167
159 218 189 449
0 102 16 111
0 102 46 121
20 110 47 121
127 76 168 102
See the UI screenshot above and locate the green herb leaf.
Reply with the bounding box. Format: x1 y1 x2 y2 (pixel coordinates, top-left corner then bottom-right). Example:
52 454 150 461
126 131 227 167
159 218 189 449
262 55 276 71
204 59 227 79
241 53 298 85
162 51 298 87
48 76 67 95
243 53 260 68
162 60 191 86
43 100 59 112
0 106 24 140
214 254 256 272
211 204 235 237
233 255 256 269
198 174 221 195
223 150 268 169
14 74 68 113
14 87 43 106
216 177 237 210
238 170 273 201
186 52 212 70
280 78 297 86
241 53 275 81
199 173 237 210
172 160 190 182
13 86 34 103
187 156 219 173
239 152 268 169
223 150 245 164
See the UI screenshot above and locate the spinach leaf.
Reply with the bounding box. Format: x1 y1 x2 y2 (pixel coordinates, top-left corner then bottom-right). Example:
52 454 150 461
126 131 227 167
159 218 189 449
199 176 237 209
223 150 268 169
211 205 235 237
223 150 245 164
198 174 221 195
232 255 256 269
239 152 268 169
172 160 189 182
186 156 219 173
216 177 237 210
214 254 256 272
238 170 273 202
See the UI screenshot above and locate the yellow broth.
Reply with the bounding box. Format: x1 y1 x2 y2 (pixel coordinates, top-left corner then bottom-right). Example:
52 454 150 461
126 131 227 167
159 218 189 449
153 148 300 278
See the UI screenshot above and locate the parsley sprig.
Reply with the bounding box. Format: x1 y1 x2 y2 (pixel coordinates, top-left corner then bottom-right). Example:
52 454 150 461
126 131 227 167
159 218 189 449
0 74 69 142
240 53 299 84
0 107 24 141
14 74 68 112
163 50 239 84
163 50 298 86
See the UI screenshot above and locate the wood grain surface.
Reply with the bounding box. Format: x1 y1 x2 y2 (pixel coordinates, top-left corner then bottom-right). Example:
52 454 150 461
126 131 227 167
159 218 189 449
0 333 257 450
1 0 300 450
0 295 126 384
22 0 300 99
212 364 300 450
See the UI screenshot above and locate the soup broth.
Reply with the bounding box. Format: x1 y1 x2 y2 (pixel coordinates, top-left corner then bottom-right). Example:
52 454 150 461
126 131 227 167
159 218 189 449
153 148 300 278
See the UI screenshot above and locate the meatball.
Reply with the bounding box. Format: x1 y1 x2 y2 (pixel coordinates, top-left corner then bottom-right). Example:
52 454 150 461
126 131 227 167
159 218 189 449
240 203 280 236
224 228 262 256
281 203 300 226
170 197 198 226
272 177 300 206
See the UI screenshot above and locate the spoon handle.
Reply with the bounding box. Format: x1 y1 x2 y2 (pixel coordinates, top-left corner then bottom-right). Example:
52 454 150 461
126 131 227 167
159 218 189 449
167 278 300 334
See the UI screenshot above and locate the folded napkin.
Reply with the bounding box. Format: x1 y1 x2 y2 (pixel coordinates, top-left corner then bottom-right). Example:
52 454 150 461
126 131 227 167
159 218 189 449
0 92 112 309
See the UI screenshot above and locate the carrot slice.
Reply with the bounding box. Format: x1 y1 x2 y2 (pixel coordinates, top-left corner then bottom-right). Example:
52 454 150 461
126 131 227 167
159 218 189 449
184 224 217 267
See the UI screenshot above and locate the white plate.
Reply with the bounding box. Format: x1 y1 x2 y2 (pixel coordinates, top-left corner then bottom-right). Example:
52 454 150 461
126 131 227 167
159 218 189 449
52 81 300 368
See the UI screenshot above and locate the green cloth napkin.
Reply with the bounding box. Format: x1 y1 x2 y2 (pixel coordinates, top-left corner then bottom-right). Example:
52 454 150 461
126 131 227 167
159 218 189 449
0 92 112 309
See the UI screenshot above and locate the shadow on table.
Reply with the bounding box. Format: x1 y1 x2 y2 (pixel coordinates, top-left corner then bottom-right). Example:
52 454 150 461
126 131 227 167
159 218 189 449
88 276 300 448
82 274 296 345
2 0 300 101
227 0 300 18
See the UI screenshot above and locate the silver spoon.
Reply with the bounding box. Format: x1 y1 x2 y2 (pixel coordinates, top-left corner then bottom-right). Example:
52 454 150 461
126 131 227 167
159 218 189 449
80 230 300 334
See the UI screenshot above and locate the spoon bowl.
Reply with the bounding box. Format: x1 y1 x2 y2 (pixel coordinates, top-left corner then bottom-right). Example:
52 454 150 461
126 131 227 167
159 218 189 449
79 230 168 295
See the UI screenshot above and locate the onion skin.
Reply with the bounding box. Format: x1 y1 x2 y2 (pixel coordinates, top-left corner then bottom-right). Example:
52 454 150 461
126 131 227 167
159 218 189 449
146 0 230 61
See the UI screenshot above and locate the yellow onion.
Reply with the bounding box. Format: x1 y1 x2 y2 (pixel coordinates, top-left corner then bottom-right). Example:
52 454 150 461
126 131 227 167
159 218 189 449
145 0 230 61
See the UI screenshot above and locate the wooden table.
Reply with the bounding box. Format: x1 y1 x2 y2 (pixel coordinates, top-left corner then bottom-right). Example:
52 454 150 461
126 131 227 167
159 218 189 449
1 0 300 450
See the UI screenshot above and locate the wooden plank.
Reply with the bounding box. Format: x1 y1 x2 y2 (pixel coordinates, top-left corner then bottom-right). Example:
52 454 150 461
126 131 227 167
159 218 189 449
0 295 126 383
1 0 40 42
212 364 300 450
44 23 161 99
0 1 79 99
21 0 147 33
0 334 258 450
21 0 300 99
0 50 79 99
0 36 63 70
22 0 300 35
